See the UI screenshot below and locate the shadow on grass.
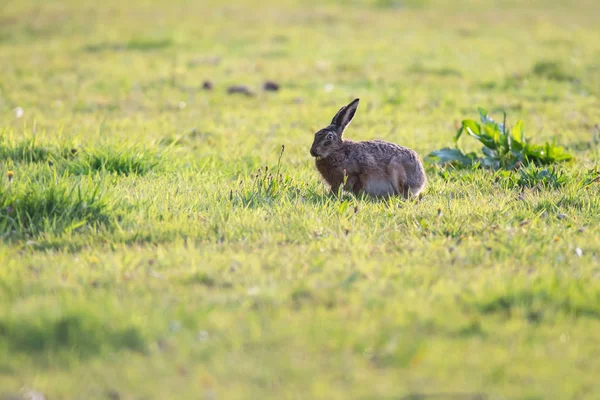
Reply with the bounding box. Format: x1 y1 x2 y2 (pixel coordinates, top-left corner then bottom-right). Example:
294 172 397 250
84 38 173 52
531 61 578 83
407 63 463 78
0 313 146 358
464 281 600 322
478 60 580 91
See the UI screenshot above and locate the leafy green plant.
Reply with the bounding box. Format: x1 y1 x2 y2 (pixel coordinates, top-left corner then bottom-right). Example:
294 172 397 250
427 108 573 170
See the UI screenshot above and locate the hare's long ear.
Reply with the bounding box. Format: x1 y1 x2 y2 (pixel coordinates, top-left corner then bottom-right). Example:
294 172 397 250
330 98 359 136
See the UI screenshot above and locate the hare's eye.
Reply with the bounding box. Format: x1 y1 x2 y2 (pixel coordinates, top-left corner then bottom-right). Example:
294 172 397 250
326 133 333 140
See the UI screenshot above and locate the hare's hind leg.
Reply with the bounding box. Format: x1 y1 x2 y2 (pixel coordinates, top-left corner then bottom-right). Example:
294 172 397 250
406 167 427 198
387 161 410 198
408 184 425 198
344 174 363 195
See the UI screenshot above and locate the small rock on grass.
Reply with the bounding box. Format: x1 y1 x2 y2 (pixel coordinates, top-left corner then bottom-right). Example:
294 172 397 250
202 80 213 90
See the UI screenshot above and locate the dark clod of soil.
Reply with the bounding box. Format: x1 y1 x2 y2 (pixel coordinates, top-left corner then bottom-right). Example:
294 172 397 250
227 85 254 96
263 81 280 92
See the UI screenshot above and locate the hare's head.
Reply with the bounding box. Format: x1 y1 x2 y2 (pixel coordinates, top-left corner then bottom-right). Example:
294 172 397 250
310 98 359 159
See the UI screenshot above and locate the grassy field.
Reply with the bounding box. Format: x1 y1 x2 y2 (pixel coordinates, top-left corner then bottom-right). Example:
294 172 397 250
1 0 600 398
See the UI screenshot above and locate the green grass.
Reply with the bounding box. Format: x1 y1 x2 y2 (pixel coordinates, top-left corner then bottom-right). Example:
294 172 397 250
1 0 600 398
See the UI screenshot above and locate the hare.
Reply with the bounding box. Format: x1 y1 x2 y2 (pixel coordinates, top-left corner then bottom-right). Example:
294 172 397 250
310 98 426 198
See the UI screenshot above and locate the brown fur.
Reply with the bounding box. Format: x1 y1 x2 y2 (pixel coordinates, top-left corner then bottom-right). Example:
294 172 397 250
310 99 426 198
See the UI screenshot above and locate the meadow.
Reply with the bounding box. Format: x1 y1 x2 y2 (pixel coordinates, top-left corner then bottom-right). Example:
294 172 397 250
1 0 600 398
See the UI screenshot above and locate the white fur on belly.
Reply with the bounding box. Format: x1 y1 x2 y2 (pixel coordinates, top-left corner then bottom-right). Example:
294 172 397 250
363 178 395 197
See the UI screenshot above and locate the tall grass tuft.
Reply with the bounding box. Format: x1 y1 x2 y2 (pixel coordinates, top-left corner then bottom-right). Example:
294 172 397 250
1 134 164 177
1 170 116 238
230 145 299 207
0 312 146 357
69 146 163 176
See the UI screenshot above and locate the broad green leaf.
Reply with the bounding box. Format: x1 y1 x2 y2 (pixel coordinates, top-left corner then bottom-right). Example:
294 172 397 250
477 107 488 124
506 158 523 170
481 146 498 159
478 107 503 134
546 142 573 162
454 126 464 143
551 146 573 162
523 141 573 164
508 151 525 168
454 119 480 143
462 119 481 137
463 120 499 149
483 120 502 135
501 129 511 153
477 124 501 150
510 136 524 152
481 156 500 169
525 144 545 162
427 148 475 166
512 120 525 145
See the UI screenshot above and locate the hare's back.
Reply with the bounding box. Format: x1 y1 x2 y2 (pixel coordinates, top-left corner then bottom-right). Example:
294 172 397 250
356 139 418 162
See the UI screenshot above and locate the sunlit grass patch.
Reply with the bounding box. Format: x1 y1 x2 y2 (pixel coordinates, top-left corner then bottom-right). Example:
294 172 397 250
69 146 164 176
0 135 165 176
1 0 600 397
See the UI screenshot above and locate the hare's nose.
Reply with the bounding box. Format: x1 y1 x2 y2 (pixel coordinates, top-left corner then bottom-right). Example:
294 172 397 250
310 148 318 157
